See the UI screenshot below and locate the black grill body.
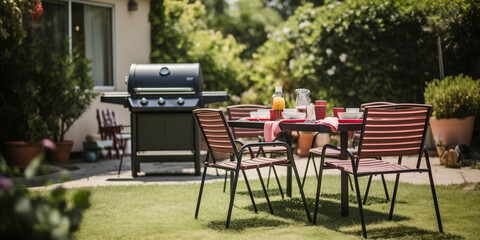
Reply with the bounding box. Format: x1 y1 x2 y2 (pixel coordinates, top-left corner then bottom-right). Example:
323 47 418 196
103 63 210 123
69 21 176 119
101 63 229 177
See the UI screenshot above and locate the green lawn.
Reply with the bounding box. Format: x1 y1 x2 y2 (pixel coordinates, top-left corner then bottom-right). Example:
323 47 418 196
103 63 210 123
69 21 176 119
70 175 480 239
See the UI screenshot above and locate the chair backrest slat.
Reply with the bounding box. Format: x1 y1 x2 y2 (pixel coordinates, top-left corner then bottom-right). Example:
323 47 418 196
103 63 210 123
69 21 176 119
227 104 268 139
358 105 431 158
194 109 237 155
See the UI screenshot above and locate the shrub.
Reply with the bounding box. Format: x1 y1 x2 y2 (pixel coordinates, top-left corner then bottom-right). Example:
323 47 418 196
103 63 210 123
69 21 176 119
0 0 48 143
250 0 440 107
424 74 480 119
0 140 90 239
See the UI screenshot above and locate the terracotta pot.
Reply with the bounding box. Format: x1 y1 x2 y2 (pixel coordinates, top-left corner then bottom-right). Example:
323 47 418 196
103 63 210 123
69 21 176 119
2 141 42 168
47 141 74 165
296 132 315 157
429 116 475 156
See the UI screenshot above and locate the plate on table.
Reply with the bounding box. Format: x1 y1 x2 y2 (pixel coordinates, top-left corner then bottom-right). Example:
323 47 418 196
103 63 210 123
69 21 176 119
338 119 363 123
337 112 363 119
246 118 270 121
281 119 307 123
282 111 306 120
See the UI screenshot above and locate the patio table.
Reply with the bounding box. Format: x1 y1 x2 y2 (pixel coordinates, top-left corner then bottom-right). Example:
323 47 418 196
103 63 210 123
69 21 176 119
228 119 363 217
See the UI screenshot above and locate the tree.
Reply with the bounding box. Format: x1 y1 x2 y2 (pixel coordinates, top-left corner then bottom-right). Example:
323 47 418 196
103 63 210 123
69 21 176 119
150 0 247 100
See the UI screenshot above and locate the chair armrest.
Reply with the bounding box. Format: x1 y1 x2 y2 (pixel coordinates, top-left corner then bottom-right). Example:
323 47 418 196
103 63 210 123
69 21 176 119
321 144 356 160
238 141 293 158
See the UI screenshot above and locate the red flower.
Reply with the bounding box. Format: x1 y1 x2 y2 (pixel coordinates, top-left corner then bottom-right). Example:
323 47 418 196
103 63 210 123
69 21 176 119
31 2 43 20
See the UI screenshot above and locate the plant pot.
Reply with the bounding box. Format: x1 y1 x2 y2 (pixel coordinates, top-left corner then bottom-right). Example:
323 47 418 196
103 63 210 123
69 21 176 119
296 132 315 157
429 116 475 156
2 141 42 168
47 141 74 165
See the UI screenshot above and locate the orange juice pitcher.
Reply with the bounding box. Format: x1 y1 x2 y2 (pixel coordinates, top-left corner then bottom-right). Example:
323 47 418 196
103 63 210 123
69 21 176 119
271 86 285 120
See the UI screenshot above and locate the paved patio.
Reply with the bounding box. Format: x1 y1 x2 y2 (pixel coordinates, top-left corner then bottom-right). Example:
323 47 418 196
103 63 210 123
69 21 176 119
26 154 480 191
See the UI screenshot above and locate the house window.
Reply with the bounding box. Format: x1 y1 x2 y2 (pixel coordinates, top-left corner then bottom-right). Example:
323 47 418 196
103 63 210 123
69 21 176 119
34 0 114 89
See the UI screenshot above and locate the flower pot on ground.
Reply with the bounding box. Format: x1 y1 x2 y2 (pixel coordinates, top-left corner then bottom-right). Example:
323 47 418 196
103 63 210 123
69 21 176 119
424 74 480 157
296 132 315 157
2 142 42 168
430 116 475 156
46 140 74 165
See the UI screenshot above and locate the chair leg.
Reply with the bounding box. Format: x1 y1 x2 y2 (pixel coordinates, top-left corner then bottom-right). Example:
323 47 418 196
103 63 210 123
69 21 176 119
226 169 240 229
381 174 390 201
195 165 209 219
266 166 272 188
348 175 354 191
353 174 367 238
389 173 401 220
313 156 325 225
289 152 312 223
425 151 443 232
223 171 228 193
117 153 124 177
302 153 313 187
363 175 373 204
271 166 284 199
256 168 274 214
117 141 127 177
242 170 258 213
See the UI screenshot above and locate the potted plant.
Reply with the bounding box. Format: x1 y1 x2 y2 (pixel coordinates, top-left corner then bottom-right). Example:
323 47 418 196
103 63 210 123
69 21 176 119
37 40 98 165
424 74 480 157
0 0 48 168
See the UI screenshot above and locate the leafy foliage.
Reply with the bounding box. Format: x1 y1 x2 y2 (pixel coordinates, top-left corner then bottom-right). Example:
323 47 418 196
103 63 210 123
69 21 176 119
201 0 283 59
249 0 442 107
424 74 480 119
0 3 97 143
36 40 98 142
150 0 247 100
0 1 47 143
0 141 90 239
0 0 40 41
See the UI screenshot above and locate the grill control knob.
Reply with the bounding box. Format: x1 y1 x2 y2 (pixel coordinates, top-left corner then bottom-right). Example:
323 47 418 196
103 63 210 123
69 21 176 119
140 97 148 106
177 97 185 105
158 97 165 105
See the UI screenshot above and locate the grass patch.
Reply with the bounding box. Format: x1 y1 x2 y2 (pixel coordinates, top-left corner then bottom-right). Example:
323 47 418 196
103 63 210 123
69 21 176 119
64 175 479 239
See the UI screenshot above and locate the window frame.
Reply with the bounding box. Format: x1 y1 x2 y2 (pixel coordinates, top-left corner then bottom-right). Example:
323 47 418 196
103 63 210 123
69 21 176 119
47 0 116 90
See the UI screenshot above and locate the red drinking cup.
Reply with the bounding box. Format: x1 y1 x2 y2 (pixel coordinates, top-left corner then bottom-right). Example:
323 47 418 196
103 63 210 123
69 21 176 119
332 107 345 118
314 105 327 120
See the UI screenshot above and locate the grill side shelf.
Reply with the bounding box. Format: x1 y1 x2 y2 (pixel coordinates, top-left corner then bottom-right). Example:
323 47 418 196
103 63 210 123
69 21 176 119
100 92 130 108
200 91 229 106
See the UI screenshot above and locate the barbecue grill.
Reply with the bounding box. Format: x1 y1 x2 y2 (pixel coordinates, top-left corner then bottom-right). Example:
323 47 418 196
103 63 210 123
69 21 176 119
101 63 229 177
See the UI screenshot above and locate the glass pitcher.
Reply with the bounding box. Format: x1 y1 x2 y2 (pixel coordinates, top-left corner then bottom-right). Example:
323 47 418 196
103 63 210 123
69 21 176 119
295 88 310 113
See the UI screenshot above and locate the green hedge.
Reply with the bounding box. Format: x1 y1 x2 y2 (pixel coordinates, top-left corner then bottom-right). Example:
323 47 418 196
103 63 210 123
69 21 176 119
248 0 478 107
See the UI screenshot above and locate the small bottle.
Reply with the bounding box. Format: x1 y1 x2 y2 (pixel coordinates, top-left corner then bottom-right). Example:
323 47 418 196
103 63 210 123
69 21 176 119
271 86 285 120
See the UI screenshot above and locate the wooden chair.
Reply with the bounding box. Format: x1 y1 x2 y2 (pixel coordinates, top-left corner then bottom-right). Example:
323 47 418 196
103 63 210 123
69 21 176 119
313 104 443 238
96 109 131 176
193 108 311 228
303 102 394 204
227 104 285 197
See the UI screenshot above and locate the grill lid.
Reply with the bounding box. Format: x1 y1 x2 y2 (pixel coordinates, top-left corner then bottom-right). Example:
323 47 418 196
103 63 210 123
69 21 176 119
127 63 203 96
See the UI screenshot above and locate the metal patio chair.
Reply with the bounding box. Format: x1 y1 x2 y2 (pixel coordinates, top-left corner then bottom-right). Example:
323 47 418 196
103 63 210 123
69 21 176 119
303 102 394 204
193 108 311 228
96 109 131 176
227 104 285 198
312 103 443 238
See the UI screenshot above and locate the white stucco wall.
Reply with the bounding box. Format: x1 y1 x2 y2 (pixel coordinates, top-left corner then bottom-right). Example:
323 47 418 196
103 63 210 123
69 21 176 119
65 0 150 152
